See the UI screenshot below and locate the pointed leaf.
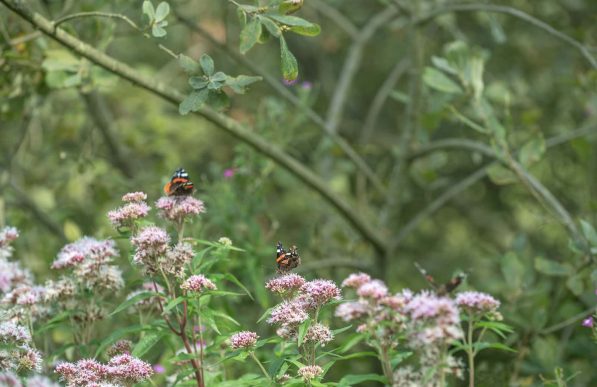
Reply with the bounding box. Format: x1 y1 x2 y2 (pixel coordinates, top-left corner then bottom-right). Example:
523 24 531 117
279 36 298 82
240 19 262 54
179 89 209 115
423 67 462 94
225 74 262 94
132 331 166 357
260 17 281 38
110 291 157 316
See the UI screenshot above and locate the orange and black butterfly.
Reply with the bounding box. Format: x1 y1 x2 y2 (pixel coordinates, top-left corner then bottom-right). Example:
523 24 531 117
414 262 465 296
276 241 301 273
163 168 194 196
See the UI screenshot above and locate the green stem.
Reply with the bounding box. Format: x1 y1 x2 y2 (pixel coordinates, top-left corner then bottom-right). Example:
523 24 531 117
379 344 393 385
249 351 272 384
54 12 142 31
467 313 475 387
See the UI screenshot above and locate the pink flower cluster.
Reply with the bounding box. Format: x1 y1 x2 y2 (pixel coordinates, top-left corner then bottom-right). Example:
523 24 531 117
455 291 500 314
265 273 305 296
162 242 195 277
55 354 153 386
50 238 123 292
305 323 333 346
0 226 19 260
181 275 217 293
131 226 170 273
0 321 42 372
107 191 150 229
266 275 340 342
297 365 323 381
155 196 206 223
230 331 259 349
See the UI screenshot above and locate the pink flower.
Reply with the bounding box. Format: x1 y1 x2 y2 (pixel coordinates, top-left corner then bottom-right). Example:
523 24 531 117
357 279 388 300
107 202 150 228
155 196 206 222
455 291 500 314
283 77 298 86
404 292 462 346
181 275 217 293
265 274 306 296
131 226 170 272
334 301 369 322
0 321 32 344
223 168 235 178
106 353 153 382
297 365 323 381
300 279 341 306
305 323 333 346
52 238 118 270
122 192 148 202
582 317 594 328
230 331 259 349
267 299 309 326
0 372 21 387
106 340 133 357
162 242 195 277
152 364 166 374
341 272 371 289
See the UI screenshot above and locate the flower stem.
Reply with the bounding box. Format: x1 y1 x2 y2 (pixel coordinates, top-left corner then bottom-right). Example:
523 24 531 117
379 344 393 385
250 351 272 384
467 312 475 387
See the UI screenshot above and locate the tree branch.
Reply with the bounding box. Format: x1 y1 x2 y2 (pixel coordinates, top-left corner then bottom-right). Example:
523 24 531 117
308 0 359 39
174 11 387 196
0 0 387 254
411 3 597 69
53 11 142 31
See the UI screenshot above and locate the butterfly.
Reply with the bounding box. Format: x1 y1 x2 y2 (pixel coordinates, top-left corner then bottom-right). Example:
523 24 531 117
414 262 465 296
276 241 301 273
163 168 195 196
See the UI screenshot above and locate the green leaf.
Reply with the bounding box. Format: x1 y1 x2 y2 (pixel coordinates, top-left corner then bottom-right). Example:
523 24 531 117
152 24 167 38
225 75 262 94
110 291 157 316
189 76 209 90
163 296 185 313
566 273 584 296
206 90 230 111
534 257 574 276
581 220 597 247
279 0 304 15
179 54 200 74
297 319 311 347
179 89 209 115
338 374 388 387
260 17 282 38
211 71 227 82
487 164 517 185
267 15 312 28
132 331 166 357
501 252 525 289
155 2 170 22
200 54 215 76
423 67 462 94
142 1 155 21
279 36 298 82
222 273 254 300
519 134 546 166
288 23 321 37
240 18 262 55
431 56 458 75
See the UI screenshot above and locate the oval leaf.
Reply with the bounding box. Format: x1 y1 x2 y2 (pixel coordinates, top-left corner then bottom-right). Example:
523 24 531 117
423 67 462 94
279 36 298 82
240 19 262 55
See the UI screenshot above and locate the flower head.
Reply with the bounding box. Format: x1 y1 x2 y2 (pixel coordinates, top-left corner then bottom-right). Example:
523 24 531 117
334 301 369 322
267 299 309 326
404 292 462 346
357 279 388 300
455 291 501 314
131 226 170 273
582 316 594 328
230 331 259 349
266 274 306 296
300 279 341 306
223 168 235 178
297 365 323 381
122 192 148 202
155 196 206 222
106 340 133 357
152 364 166 374
305 323 333 346
181 275 216 293
108 202 150 229
162 242 195 277
341 272 371 289
106 353 153 383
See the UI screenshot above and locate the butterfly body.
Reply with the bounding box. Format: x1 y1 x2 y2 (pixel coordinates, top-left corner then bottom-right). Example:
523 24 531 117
164 168 194 196
414 262 465 296
276 241 301 273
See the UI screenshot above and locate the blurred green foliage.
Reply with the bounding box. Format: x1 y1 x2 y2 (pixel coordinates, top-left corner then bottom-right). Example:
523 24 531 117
1 0 597 385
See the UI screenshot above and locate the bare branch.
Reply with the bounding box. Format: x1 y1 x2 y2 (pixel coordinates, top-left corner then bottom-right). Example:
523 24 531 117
308 0 358 39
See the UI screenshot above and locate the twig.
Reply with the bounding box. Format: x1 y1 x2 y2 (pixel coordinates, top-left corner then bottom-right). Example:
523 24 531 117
0 0 387 255
53 11 142 31
174 12 387 196
325 6 399 134
80 91 134 178
308 0 358 39
540 305 597 335
411 3 597 69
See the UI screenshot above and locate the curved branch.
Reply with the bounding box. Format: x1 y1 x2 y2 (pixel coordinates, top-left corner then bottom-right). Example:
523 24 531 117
0 0 387 254
326 6 399 134
412 3 597 69
308 0 359 39
174 12 387 195
54 11 142 31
